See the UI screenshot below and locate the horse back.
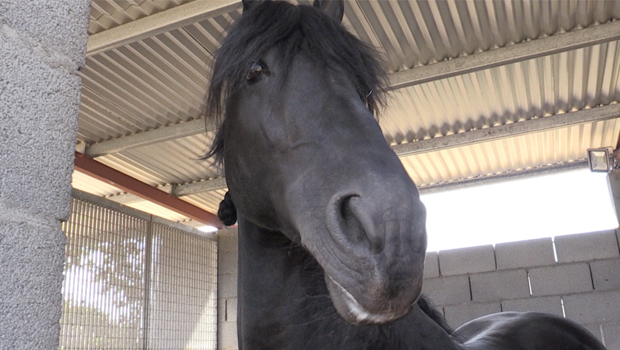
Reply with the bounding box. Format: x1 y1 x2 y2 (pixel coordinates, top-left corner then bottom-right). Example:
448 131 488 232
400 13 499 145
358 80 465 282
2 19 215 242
454 312 606 350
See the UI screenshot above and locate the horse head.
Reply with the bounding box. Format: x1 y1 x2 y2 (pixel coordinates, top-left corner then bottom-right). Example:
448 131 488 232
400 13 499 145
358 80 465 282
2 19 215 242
206 0 427 325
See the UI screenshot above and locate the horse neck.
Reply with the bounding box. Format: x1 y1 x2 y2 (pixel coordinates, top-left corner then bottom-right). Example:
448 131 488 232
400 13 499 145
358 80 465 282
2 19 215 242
236 217 464 350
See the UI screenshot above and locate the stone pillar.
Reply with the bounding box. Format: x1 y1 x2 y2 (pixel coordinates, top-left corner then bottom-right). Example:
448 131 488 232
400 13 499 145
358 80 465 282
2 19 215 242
607 169 620 228
0 1 91 348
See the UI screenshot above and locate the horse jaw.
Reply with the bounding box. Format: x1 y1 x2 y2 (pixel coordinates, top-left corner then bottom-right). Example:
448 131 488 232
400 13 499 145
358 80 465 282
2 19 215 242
325 274 417 325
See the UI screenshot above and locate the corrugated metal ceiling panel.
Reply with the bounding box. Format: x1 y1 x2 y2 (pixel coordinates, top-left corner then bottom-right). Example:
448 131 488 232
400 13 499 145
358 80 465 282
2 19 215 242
75 0 620 223
381 41 620 146
402 118 620 187
78 26 213 143
182 190 228 215
345 0 620 72
125 200 191 222
89 0 196 35
72 170 124 197
94 133 221 187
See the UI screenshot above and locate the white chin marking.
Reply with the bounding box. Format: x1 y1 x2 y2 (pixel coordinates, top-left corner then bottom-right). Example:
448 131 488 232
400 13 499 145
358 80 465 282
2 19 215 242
328 276 397 324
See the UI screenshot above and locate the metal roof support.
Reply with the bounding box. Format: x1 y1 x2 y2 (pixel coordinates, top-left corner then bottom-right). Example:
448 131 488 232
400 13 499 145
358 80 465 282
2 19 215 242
388 20 620 90
86 118 213 158
173 177 227 196
104 178 228 204
97 104 620 200
393 104 620 156
87 0 240 56
74 152 222 227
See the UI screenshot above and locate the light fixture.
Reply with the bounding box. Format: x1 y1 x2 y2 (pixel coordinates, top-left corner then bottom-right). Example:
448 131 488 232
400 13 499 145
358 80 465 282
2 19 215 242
587 147 616 172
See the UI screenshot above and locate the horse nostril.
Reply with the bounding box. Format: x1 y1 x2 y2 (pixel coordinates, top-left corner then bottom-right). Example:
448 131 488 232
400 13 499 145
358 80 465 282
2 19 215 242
329 194 366 246
339 195 358 221
335 194 383 251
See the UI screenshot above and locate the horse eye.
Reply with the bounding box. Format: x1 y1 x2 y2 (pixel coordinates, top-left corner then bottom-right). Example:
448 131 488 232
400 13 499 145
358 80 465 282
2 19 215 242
246 61 265 82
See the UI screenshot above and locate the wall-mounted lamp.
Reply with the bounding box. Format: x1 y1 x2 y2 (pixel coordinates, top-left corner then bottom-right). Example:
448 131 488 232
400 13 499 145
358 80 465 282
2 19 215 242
587 147 616 172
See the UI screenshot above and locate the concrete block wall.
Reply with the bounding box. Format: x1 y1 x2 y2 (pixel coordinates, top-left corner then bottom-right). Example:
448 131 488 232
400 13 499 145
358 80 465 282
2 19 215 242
0 1 91 349
218 229 620 350
218 227 239 350
423 229 620 349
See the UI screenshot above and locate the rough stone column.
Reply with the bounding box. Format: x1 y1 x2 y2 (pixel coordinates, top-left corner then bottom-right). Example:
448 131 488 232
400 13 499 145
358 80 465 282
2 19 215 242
0 1 91 348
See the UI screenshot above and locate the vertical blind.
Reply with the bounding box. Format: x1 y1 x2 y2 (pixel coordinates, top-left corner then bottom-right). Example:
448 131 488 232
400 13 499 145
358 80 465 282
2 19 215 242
60 194 217 350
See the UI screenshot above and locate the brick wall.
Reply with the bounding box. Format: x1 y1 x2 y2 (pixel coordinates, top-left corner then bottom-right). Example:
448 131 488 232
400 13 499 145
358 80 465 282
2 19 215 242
218 228 620 350
423 229 620 349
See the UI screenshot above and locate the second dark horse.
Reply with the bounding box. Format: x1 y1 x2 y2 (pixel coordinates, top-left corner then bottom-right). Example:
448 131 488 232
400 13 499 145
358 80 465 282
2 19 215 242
205 1 607 349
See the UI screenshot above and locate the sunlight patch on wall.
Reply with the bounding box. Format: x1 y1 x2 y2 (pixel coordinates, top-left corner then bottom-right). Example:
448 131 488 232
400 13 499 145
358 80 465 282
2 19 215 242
421 169 618 252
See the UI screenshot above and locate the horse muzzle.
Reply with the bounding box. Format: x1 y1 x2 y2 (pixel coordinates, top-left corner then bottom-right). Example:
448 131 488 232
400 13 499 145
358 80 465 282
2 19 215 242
320 192 427 325
325 273 422 325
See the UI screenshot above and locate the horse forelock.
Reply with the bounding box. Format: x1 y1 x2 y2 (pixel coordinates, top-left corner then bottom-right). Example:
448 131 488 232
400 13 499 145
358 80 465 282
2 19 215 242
202 0 387 165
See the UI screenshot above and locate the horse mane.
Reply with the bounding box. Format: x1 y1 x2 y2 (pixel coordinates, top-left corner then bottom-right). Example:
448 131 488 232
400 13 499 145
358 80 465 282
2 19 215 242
202 0 388 164
417 294 456 336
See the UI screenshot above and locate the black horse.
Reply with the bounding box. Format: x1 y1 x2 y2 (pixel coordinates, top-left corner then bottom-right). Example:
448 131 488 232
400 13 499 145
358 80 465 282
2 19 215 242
205 1 607 349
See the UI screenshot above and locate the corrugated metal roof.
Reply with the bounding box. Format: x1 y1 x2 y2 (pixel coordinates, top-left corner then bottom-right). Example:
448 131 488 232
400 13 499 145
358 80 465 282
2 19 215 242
71 169 205 228
74 0 620 226
94 133 221 187
344 0 620 72
381 41 620 145
89 0 197 35
403 118 620 187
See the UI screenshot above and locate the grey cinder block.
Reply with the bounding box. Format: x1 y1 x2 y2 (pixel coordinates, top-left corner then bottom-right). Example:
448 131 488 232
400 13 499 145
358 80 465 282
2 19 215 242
218 228 239 253
438 245 496 276
424 252 440 278
501 296 563 317
0 222 66 349
590 258 620 291
0 0 91 63
218 298 238 323
495 238 555 269
444 302 501 329
218 299 226 323
470 269 530 302
0 26 82 221
218 250 238 276
603 322 620 350
226 298 238 323
555 230 620 263
218 320 239 349
563 291 620 324
422 275 471 306
218 274 238 299
528 263 593 296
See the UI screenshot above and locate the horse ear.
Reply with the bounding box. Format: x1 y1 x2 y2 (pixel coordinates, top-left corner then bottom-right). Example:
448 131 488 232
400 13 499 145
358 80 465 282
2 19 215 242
313 0 344 23
242 0 266 12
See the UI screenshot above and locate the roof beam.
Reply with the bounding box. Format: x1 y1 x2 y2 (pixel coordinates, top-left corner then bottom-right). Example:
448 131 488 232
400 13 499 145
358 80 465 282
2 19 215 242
393 104 620 156
74 152 222 227
86 118 213 158
174 177 227 196
101 178 228 206
87 0 240 57
388 20 620 90
100 104 620 203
